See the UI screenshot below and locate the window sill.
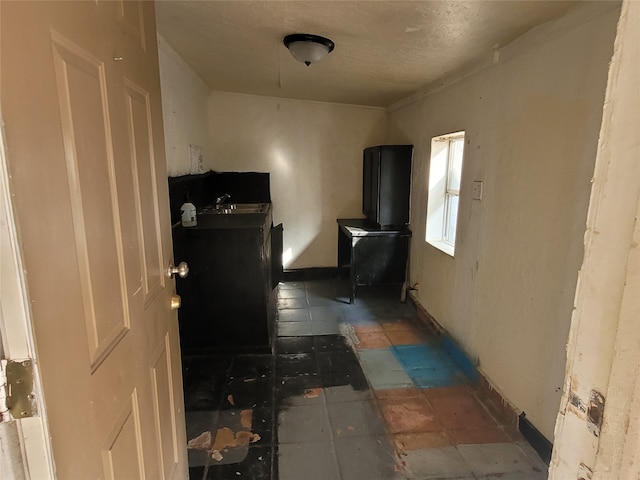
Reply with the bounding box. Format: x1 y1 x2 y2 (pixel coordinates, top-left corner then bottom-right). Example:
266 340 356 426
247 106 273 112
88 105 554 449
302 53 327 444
426 238 455 257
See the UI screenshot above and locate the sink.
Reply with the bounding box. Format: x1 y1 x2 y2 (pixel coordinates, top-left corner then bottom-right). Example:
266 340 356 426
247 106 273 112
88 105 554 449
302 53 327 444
201 203 269 215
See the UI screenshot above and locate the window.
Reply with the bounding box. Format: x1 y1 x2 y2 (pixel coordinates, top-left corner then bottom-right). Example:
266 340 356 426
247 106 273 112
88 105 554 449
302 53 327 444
426 131 465 256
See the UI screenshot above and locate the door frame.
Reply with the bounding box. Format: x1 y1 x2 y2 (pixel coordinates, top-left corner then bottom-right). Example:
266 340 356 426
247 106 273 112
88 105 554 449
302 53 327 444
0 105 55 479
549 0 640 477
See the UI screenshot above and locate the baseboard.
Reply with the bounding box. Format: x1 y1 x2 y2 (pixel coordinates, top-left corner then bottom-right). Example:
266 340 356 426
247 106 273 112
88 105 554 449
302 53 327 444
476 370 520 428
406 290 552 465
519 413 553 465
406 291 446 337
282 267 338 281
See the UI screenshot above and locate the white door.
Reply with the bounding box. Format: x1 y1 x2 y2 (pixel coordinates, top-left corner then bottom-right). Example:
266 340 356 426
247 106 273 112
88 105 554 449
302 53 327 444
1 1 187 478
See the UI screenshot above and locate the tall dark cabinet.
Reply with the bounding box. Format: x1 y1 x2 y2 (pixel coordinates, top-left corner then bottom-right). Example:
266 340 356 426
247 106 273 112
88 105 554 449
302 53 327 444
337 144 413 302
363 145 413 227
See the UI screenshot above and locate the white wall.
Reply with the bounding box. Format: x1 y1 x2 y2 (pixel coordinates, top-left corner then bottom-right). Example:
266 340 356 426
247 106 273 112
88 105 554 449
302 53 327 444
207 92 391 269
157 35 211 176
389 2 620 440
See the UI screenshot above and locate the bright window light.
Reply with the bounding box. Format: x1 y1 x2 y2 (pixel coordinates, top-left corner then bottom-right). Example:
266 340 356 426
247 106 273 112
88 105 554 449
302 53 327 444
426 131 465 256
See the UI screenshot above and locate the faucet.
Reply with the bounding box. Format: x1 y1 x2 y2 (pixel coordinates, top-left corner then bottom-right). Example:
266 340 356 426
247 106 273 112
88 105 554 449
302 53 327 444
215 193 231 207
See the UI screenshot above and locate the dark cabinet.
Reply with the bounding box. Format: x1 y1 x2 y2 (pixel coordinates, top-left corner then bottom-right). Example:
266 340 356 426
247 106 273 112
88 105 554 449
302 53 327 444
173 211 275 352
168 171 281 353
363 145 413 227
337 219 411 303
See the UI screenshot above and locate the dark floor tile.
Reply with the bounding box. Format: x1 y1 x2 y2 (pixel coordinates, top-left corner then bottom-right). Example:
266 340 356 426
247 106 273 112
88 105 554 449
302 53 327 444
339 305 381 326
275 336 315 354
205 445 273 480
278 308 311 323
276 375 324 406
229 354 274 380
323 371 369 392
250 406 275 446
184 355 233 376
276 353 318 378
189 465 206 480
316 350 362 375
221 378 274 410
277 287 307 299
277 297 308 310
352 284 404 301
304 279 339 295
184 378 226 411
314 334 353 353
309 306 342 323
307 294 340 308
186 411 220 440
277 321 313 336
183 356 232 411
188 448 210 470
278 281 305 290
367 303 416 321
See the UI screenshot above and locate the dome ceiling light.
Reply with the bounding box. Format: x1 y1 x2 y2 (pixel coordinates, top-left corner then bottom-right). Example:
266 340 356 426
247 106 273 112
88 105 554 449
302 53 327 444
283 33 335 66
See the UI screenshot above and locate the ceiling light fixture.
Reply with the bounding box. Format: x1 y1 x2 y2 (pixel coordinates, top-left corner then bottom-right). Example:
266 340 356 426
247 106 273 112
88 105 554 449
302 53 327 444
283 33 335 66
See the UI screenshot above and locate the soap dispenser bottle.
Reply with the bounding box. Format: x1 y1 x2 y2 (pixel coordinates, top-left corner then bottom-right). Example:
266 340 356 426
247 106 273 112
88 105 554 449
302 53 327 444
180 202 197 227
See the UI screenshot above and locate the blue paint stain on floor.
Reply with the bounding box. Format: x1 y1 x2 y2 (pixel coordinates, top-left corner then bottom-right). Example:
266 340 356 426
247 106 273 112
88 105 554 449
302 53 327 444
408 366 464 388
391 344 453 370
390 344 476 388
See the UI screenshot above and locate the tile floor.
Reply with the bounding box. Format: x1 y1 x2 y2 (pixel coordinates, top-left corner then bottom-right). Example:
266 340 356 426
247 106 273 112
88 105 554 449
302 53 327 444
183 279 548 480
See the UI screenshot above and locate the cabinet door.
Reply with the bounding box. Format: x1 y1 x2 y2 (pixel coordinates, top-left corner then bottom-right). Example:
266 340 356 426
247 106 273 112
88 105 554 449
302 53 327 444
379 146 412 226
362 147 380 221
353 235 410 286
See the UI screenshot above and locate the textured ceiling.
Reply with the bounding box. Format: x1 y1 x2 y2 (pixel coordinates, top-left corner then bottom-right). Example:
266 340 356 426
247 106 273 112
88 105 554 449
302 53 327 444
155 1 578 107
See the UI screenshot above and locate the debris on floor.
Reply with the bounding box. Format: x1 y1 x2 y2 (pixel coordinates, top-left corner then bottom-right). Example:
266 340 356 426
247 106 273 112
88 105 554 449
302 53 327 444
187 431 212 450
183 280 549 480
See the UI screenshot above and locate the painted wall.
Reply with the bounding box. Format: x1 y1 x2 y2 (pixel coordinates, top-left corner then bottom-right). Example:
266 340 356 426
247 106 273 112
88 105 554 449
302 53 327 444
389 3 620 439
207 92 391 269
157 35 211 176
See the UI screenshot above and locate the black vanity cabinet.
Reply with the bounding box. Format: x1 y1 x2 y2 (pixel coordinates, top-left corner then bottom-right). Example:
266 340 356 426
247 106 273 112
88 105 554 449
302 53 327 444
338 218 411 303
363 145 413 227
173 210 274 352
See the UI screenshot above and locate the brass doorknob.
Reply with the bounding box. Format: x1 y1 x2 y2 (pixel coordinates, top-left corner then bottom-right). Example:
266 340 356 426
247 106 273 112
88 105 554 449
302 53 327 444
170 295 181 310
167 261 189 279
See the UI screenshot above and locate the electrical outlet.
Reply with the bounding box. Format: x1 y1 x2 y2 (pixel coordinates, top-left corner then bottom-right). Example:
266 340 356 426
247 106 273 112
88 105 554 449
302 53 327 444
472 180 483 200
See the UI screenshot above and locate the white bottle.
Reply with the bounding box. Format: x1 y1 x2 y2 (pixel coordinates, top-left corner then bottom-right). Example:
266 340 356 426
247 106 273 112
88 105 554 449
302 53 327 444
180 202 197 227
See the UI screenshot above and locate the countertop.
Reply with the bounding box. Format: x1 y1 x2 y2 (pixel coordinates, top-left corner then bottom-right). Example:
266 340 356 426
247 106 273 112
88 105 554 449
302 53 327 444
337 218 411 237
174 207 272 230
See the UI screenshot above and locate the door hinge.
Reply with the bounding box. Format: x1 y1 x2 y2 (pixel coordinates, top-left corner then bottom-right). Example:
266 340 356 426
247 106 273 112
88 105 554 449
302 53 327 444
0 359 38 422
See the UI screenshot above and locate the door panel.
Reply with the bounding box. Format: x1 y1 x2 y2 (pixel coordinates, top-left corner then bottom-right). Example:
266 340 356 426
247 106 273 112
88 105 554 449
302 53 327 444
151 335 181 480
102 392 145 480
117 0 146 50
51 33 130 369
125 81 164 303
0 1 187 478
